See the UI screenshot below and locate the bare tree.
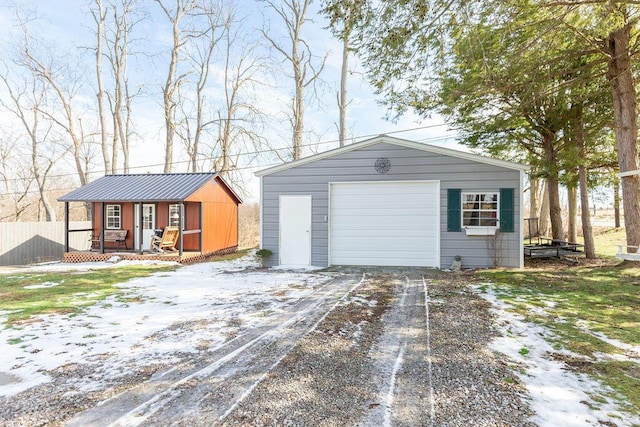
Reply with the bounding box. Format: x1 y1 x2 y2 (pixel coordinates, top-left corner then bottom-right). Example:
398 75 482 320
211 18 268 184
321 0 364 146
0 133 32 221
176 0 226 172
107 0 140 173
20 44 91 189
262 0 327 160
92 0 142 174
0 67 66 222
156 0 198 173
92 0 112 174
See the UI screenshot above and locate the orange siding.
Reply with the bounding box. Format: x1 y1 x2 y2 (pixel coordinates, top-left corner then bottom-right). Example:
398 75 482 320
186 177 239 252
184 203 200 249
155 202 200 251
156 203 169 229
89 176 238 253
92 202 135 249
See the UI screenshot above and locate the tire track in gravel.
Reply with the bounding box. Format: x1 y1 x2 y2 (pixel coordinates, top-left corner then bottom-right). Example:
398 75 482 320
65 273 365 427
360 274 434 427
219 272 400 427
363 273 534 427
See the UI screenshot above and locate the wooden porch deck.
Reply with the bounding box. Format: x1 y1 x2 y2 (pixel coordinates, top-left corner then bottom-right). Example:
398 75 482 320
63 246 237 265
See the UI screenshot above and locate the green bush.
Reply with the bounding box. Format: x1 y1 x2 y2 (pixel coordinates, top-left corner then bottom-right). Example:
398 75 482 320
255 248 273 258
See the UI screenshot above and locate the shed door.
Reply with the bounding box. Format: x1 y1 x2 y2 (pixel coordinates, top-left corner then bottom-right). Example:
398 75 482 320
134 204 156 251
330 181 439 267
279 195 312 266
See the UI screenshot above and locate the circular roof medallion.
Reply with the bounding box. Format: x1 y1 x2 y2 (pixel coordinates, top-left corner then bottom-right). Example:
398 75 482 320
375 157 391 174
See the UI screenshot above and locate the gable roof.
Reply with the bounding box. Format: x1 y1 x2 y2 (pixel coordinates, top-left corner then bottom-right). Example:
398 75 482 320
58 172 242 203
255 135 530 177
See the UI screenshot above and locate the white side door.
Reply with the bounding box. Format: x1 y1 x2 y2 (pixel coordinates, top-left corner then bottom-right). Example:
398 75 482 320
279 195 312 266
134 204 156 251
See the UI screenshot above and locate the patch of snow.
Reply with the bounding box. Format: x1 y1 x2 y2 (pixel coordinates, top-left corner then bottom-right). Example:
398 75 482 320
384 342 406 427
575 320 640 359
0 259 180 276
270 265 325 271
473 284 640 427
0 254 335 397
422 278 435 424
343 295 377 308
24 281 64 289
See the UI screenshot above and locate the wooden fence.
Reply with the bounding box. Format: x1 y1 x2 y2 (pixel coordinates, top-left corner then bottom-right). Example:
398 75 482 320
0 221 91 266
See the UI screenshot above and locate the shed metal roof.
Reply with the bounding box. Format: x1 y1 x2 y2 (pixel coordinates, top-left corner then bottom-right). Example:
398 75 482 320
58 173 223 202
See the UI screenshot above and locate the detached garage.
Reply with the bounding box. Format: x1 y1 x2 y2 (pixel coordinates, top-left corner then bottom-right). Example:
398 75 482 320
257 135 529 269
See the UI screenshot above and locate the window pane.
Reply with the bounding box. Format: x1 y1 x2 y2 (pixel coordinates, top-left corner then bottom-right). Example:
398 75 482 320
462 193 498 228
169 204 180 227
106 205 121 229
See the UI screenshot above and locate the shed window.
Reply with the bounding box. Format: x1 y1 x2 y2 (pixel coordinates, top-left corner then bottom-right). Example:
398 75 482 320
169 204 184 229
106 205 121 229
462 193 498 227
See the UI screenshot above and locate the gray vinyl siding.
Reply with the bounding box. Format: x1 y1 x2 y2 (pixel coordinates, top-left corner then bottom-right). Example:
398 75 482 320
261 142 522 268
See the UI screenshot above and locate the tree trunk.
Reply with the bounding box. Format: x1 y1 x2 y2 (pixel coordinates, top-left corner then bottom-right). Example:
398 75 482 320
293 56 304 160
542 132 564 240
572 103 596 258
123 82 131 173
94 0 111 175
605 24 640 251
263 0 325 161
338 33 348 146
539 179 550 237
613 174 621 228
567 184 577 243
579 164 596 259
529 177 539 220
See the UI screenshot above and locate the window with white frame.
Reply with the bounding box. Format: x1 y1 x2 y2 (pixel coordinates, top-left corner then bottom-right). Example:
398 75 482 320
169 204 184 228
462 193 498 227
106 204 121 229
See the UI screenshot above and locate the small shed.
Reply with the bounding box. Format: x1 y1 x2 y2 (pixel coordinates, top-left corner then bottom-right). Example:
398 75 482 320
58 173 241 263
256 135 529 269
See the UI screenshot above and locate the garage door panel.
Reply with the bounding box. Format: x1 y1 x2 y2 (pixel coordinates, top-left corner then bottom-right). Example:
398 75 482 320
331 219 437 230
330 181 439 267
332 239 435 252
331 229 437 239
330 254 433 267
331 196 433 207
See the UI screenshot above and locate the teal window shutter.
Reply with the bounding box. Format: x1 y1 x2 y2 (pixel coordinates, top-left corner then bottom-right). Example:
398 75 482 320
447 189 461 232
500 188 514 232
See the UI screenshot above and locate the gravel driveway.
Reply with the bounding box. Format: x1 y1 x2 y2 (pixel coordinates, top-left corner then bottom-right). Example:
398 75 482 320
1 268 533 426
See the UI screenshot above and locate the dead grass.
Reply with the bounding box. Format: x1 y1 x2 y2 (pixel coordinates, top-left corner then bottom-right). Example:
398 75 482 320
239 202 259 249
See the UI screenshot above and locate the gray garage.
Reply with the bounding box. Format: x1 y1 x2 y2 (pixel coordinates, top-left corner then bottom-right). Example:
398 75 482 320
256 135 529 269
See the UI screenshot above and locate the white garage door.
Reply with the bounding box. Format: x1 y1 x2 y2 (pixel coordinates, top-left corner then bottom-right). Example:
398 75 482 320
330 181 439 267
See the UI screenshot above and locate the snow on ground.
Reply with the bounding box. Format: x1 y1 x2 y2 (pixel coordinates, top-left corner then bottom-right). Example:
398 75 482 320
0 255 334 397
575 319 640 361
473 284 640 427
